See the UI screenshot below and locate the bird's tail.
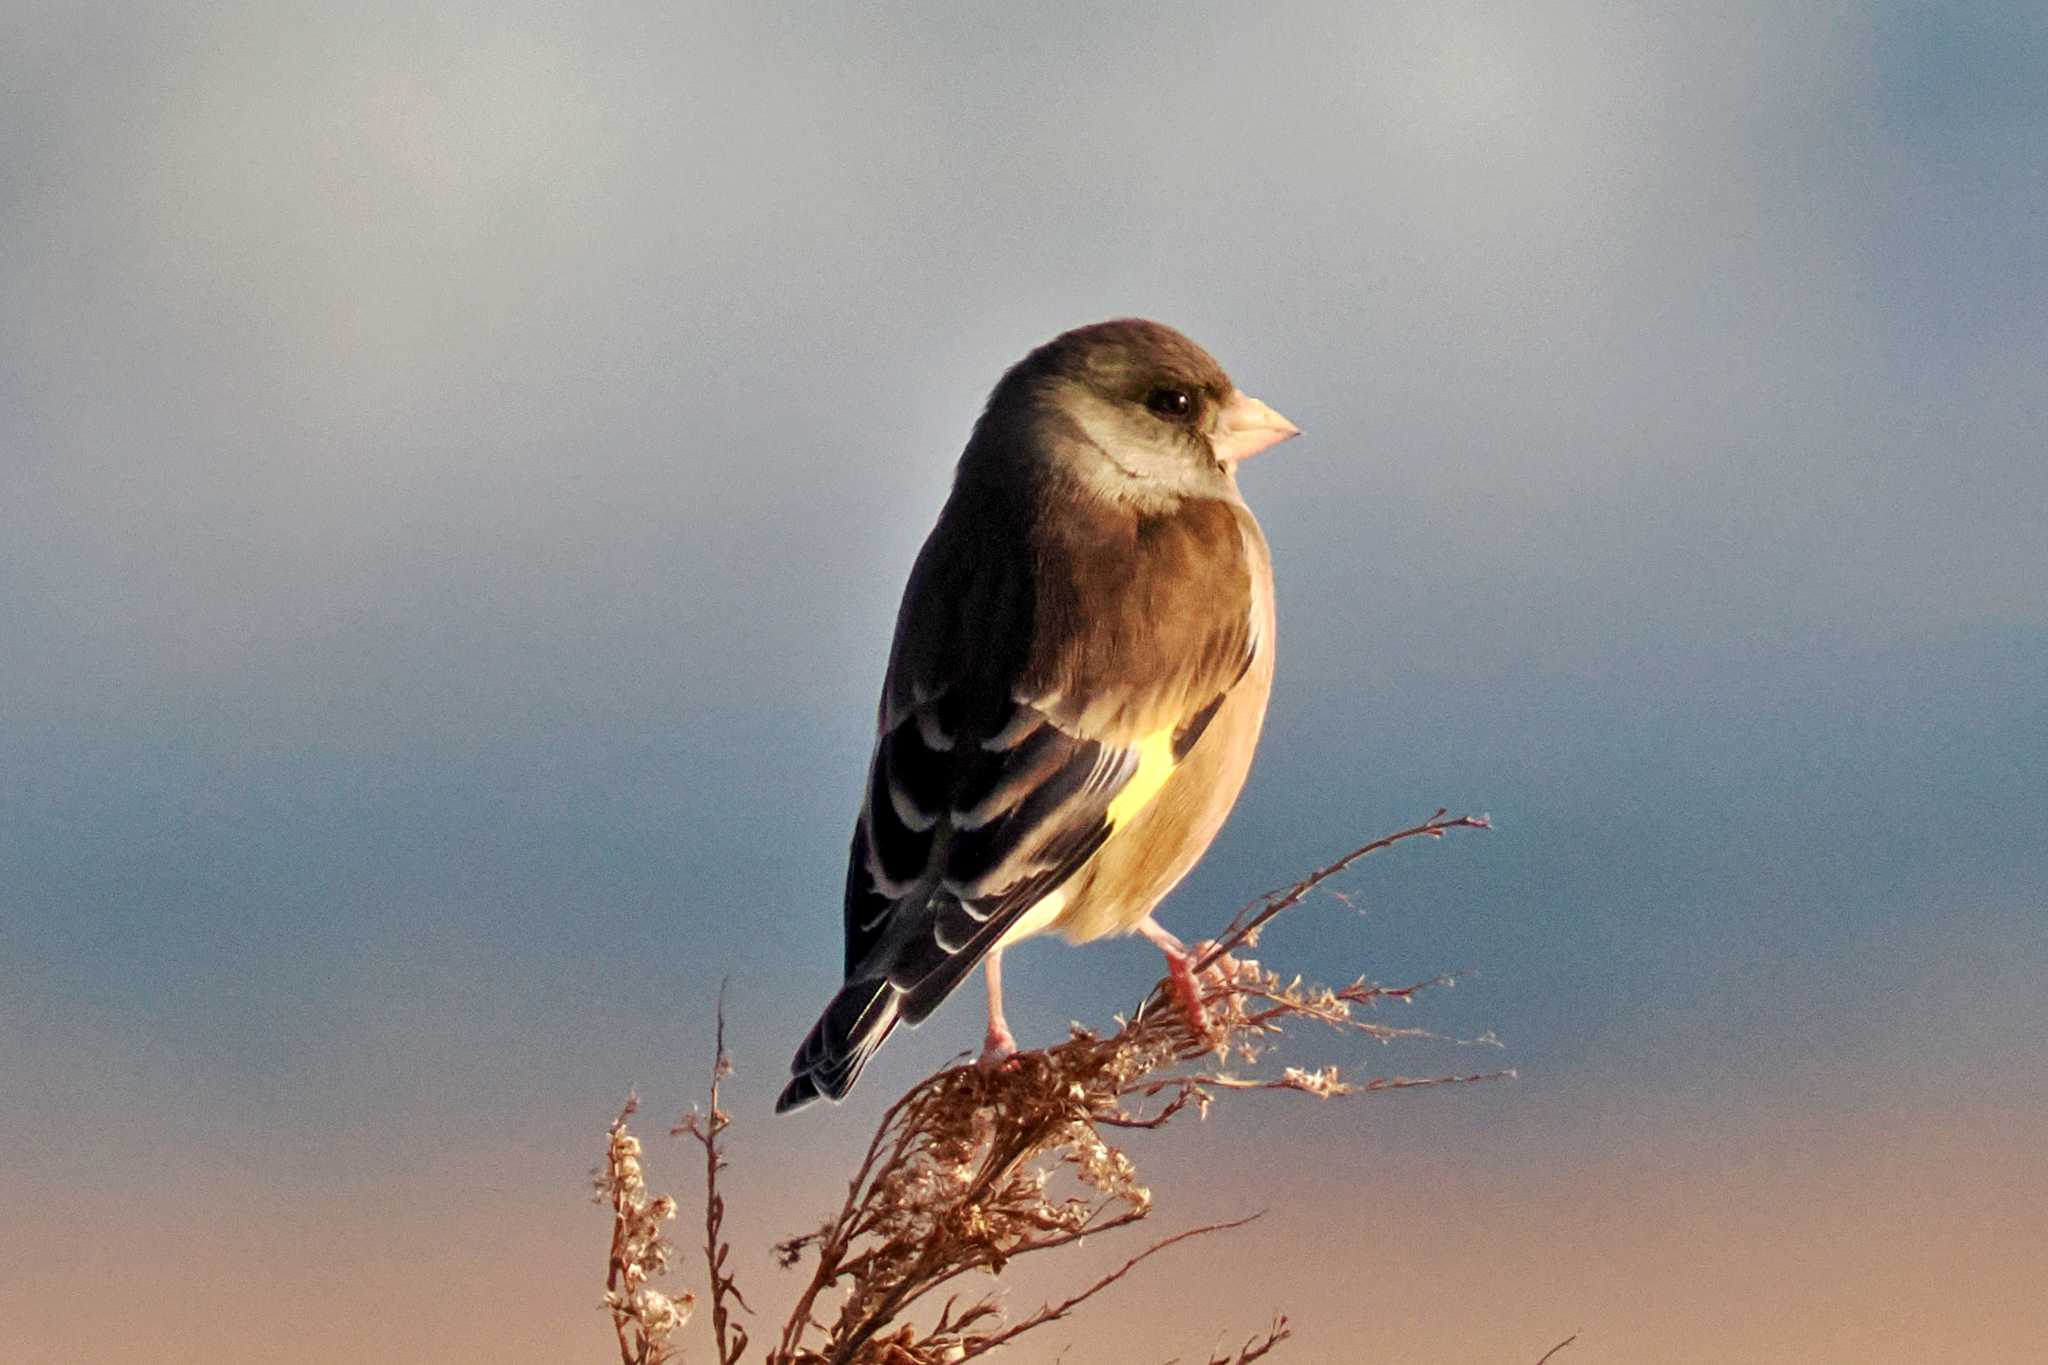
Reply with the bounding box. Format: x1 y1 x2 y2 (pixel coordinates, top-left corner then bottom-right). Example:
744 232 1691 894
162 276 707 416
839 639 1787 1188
775 976 904 1113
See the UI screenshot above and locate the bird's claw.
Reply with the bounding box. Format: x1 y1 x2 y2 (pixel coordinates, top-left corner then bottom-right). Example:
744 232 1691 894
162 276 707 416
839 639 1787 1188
978 1022 1019 1069
1163 949 1216 1040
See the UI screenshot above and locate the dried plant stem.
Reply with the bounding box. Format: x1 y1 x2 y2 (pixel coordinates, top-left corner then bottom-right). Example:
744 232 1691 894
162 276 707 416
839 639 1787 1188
605 1097 642 1365
959 1214 1261 1360
677 980 752 1365
769 1082 926 1363
1191 808 1490 980
1181 1315 1292 1365
600 808 1497 1364
764 810 1497 1362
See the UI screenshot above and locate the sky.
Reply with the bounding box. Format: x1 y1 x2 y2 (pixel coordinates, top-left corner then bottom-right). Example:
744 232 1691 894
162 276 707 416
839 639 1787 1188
3 2 2045 1361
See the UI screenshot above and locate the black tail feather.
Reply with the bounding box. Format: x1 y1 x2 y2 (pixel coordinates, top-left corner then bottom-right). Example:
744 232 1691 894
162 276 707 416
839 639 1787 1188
775 976 903 1113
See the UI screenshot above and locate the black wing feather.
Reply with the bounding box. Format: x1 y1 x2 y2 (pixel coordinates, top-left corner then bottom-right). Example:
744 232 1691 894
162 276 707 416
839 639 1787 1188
777 694 1138 1112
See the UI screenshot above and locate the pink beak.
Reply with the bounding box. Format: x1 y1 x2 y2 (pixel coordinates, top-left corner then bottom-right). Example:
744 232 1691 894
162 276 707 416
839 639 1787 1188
1210 389 1301 463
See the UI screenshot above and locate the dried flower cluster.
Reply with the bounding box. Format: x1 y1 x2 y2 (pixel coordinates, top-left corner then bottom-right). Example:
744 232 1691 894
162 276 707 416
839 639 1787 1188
597 811 1500 1363
598 1095 694 1364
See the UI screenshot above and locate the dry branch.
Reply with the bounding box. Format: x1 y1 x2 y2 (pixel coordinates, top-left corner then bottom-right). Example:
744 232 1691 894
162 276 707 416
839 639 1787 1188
596 809 1497 1363
675 981 752 1365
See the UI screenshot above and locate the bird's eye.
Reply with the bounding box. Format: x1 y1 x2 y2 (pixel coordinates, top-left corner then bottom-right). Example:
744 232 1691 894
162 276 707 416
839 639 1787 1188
1144 387 1193 419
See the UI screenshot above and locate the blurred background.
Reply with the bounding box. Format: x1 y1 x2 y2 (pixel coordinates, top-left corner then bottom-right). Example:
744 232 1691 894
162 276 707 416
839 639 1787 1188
4 3 2044 1361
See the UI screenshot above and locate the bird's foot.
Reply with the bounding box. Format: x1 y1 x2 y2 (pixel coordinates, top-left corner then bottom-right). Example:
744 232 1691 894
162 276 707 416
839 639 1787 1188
1162 948 1214 1039
978 1019 1019 1069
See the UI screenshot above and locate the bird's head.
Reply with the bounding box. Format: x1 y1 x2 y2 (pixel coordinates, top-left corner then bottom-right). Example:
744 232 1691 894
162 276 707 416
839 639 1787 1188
982 319 1300 508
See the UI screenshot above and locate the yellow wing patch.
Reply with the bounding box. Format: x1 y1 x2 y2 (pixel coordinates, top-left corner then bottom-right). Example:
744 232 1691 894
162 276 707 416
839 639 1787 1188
1105 729 1178 829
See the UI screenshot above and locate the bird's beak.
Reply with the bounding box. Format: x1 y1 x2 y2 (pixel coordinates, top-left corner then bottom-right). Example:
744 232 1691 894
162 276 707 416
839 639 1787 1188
1210 389 1301 463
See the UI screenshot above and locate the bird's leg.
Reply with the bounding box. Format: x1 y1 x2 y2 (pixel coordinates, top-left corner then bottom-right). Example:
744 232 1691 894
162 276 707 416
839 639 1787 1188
1135 915 1213 1037
980 947 1019 1064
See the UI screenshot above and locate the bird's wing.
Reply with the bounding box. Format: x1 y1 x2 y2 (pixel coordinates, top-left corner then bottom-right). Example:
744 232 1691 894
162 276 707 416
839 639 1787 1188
847 488 1258 1003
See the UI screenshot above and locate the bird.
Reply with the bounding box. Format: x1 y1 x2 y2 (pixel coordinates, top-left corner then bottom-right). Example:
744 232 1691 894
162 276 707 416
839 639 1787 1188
776 319 1299 1114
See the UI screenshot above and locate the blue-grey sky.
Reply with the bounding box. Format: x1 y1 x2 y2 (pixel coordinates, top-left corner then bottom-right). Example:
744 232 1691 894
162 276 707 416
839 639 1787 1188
5 4 2045 1361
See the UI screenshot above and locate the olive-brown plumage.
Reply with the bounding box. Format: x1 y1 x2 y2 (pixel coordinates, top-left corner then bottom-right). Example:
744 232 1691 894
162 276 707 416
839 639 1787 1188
778 320 1297 1112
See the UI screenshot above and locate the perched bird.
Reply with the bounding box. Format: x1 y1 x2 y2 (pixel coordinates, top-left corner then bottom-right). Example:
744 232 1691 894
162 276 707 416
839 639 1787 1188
776 319 1298 1113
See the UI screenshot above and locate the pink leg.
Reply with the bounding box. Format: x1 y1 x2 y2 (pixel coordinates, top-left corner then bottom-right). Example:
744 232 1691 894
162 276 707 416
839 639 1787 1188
980 948 1018 1064
1135 915 1210 1035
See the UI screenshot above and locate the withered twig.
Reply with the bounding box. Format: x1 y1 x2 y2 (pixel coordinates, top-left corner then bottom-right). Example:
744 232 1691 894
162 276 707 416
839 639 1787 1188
960 1214 1264 1360
676 981 751 1365
1197 808 1489 976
